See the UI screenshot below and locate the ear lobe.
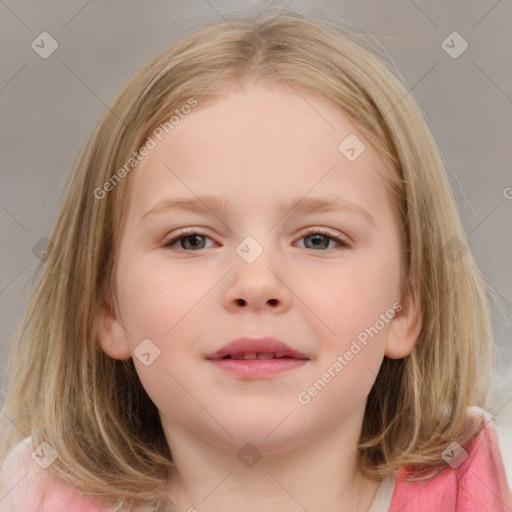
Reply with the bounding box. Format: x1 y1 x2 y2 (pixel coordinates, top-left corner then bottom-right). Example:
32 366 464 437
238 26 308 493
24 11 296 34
97 300 132 360
384 290 422 360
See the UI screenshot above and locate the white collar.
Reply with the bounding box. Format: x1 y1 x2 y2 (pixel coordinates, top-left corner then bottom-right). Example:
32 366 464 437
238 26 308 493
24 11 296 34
366 473 396 512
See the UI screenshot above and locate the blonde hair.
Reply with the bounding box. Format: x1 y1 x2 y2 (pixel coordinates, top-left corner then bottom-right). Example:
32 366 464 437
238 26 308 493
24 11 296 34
0 7 496 510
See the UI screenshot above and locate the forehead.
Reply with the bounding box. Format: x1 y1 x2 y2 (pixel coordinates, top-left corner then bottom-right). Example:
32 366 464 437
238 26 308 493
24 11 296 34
127 82 392 220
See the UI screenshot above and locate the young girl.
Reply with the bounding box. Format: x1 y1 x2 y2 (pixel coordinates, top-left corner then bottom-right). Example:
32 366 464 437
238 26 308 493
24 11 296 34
1 7 510 512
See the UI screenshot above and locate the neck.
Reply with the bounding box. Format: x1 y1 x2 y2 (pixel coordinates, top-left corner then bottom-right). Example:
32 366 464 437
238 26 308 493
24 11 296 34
161 405 380 512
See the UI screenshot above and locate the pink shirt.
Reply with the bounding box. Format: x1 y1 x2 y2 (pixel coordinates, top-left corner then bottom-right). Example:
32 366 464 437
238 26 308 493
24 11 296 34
387 410 512 511
1 410 511 511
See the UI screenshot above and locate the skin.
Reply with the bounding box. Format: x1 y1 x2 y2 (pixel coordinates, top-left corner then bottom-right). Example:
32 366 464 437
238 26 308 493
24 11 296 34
98 80 421 512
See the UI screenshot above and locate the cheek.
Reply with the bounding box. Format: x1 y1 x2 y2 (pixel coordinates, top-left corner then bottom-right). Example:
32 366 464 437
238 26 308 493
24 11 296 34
296 264 397 420
308 253 399 335
117 255 210 344
300 249 400 389
115 256 212 410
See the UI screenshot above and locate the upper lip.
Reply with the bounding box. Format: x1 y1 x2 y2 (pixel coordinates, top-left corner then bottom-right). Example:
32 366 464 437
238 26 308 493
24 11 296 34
205 337 310 360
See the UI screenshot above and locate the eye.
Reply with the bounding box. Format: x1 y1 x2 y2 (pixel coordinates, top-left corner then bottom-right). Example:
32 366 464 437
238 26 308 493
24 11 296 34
162 229 215 251
296 228 350 250
162 227 350 252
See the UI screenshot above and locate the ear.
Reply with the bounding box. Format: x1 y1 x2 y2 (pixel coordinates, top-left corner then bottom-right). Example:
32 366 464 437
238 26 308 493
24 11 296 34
384 285 422 359
97 298 132 360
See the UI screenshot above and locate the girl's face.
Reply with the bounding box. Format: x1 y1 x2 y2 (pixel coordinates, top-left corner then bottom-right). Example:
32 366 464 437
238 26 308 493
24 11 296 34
99 82 420 452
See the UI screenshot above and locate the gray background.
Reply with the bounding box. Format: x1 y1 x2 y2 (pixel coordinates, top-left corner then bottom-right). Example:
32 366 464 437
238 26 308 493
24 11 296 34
1 0 511 406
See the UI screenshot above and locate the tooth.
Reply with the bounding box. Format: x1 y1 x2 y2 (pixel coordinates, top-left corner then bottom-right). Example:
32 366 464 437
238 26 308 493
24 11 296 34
242 353 258 360
257 353 275 359
231 354 244 360
274 352 288 358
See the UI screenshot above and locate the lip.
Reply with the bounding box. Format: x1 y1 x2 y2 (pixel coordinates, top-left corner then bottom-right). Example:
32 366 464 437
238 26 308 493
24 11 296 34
205 337 310 360
205 337 310 379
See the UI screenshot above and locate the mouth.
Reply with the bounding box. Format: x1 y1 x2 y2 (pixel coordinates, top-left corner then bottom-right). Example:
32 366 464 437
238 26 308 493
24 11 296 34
205 336 310 361
216 352 307 360
205 337 311 379
207 356 309 379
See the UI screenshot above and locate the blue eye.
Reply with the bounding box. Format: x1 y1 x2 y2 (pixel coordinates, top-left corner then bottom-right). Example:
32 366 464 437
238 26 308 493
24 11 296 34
163 230 213 251
162 228 350 251
299 228 350 250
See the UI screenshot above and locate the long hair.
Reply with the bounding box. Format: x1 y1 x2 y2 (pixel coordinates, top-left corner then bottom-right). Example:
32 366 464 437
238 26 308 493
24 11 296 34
0 7 495 510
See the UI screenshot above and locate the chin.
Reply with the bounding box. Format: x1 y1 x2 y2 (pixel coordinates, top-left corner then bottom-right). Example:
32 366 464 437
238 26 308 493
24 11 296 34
203 415 317 454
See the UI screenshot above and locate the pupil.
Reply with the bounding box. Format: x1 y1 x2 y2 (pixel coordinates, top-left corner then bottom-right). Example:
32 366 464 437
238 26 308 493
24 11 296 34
184 235 204 250
308 234 328 249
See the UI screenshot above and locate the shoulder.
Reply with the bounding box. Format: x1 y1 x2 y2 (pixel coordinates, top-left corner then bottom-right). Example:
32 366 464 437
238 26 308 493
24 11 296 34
388 407 512 512
0 436 115 512
0 436 43 511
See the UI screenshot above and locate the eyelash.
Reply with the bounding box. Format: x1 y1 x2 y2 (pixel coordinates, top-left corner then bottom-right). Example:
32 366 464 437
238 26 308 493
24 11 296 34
161 227 350 251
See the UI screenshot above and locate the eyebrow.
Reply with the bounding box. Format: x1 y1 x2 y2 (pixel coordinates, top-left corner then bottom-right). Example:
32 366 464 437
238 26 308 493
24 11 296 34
141 194 374 225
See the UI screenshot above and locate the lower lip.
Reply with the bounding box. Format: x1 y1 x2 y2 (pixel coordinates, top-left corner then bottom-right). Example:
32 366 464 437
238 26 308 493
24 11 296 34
207 358 309 378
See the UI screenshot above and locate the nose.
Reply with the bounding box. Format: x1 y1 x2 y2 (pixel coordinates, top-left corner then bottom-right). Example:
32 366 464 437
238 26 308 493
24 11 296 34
223 246 291 312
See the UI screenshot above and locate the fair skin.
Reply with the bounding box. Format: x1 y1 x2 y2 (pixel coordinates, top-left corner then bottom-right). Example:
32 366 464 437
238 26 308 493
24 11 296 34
98 81 421 512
